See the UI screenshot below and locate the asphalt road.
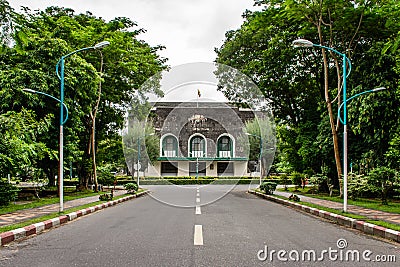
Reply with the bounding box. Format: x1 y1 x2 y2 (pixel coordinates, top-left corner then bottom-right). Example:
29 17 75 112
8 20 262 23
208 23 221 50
0 185 398 266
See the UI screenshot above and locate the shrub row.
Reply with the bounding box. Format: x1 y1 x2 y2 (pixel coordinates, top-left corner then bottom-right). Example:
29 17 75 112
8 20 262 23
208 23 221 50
117 177 287 184
139 178 261 185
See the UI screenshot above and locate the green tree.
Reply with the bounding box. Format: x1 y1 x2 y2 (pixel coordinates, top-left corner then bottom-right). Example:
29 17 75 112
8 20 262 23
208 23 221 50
0 109 54 178
122 118 159 179
367 167 398 205
242 116 276 177
0 6 166 188
216 0 400 189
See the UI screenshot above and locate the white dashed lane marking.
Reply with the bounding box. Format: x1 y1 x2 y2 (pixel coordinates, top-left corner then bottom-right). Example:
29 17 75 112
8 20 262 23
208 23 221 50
196 206 201 215
194 225 203 245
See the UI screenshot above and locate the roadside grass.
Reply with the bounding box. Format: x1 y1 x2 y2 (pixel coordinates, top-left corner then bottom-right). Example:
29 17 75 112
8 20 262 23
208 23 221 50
277 187 400 214
365 220 400 232
258 190 400 232
0 190 146 234
0 189 109 215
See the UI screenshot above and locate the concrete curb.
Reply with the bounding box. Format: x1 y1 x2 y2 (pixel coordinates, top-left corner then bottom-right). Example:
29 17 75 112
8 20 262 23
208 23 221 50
249 190 400 243
0 190 149 246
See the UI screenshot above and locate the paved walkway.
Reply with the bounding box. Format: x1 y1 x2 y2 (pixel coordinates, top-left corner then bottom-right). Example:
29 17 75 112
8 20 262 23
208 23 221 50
0 189 127 227
274 191 400 225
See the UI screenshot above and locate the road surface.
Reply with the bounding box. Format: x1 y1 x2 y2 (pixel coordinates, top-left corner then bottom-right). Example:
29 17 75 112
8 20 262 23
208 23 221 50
0 185 398 266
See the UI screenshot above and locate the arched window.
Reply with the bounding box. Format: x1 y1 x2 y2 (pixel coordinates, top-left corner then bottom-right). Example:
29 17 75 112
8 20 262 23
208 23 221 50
162 135 178 157
217 136 233 158
190 135 205 157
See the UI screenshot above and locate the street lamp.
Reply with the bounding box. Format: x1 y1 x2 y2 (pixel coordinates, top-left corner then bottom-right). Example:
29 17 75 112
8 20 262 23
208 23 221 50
55 41 109 212
22 89 69 124
338 86 387 182
246 133 263 186
337 87 386 123
293 38 352 212
136 133 155 188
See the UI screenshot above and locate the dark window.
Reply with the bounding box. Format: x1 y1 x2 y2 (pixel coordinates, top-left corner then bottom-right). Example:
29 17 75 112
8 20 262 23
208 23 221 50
218 136 232 157
161 162 178 176
191 136 205 151
217 162 234 175
162 135 178 157
219 136 231 151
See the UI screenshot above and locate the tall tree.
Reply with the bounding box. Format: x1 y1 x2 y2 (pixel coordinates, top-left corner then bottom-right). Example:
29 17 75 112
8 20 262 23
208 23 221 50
216 0 400 187
0 6 166 187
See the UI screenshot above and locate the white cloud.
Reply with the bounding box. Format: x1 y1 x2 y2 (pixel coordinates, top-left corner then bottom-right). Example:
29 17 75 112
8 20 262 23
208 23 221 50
8 0 260 66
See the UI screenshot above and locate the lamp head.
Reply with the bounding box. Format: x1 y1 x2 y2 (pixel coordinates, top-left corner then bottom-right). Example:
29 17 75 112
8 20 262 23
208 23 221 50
94 41 110 49
22 88 37 94
293 39 314 48
372 87 386 92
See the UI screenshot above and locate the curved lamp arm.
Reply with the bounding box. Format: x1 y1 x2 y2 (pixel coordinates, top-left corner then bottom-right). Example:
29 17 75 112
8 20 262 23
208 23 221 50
337 87 386 124
313 44 352 78
293 39 352 77
22 89 69 124
56 41 110 79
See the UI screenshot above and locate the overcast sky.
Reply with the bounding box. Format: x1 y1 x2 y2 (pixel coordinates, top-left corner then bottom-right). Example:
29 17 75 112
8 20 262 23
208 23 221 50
8 0 261 67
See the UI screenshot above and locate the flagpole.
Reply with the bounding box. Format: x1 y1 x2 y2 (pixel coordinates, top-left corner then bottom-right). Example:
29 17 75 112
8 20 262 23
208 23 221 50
197 89 201 108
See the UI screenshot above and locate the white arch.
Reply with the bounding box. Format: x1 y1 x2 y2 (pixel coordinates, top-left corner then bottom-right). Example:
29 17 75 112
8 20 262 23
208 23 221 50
188 133 207 158
160 133 178 157
217 133 235 158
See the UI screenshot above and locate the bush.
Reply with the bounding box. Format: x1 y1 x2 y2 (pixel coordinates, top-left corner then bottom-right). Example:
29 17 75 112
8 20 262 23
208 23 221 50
347 173 375 200
99 193 113 201
309 172 337 196
290 172 304 189
288 194 300 202
0 179 19 206
260 182 277 195
366 167 399 205
124 182 138 194
98 165 116 186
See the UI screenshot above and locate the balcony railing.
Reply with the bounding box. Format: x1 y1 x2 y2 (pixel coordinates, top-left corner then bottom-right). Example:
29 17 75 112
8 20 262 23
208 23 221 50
191 151 204 157
219 151 231 158
163 150 176 157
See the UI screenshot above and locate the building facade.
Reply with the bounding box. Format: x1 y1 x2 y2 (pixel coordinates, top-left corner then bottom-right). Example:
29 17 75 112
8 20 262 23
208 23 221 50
146 102 255 177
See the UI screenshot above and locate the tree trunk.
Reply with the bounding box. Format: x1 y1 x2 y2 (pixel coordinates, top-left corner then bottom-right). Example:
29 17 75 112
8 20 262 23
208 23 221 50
89 51 104 193
317 20 343 195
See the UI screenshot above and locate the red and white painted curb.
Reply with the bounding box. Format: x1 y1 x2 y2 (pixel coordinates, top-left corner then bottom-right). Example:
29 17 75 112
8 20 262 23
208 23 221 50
0 191 148 246
250 190 400 243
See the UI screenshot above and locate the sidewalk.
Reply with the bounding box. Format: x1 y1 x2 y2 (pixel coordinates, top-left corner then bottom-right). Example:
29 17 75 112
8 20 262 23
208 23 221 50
0 189 127 227
274 190 400 226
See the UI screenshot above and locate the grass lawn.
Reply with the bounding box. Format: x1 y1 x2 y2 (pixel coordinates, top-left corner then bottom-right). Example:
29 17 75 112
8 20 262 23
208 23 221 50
261 190 400 232
0 189 146 233
0 188 110 215
277 187 400 214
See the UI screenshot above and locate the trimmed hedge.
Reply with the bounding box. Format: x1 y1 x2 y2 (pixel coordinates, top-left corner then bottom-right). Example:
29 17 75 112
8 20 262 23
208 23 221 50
260 182 277 195
138 178 261 185
0 179 19 206
117 177 286 185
